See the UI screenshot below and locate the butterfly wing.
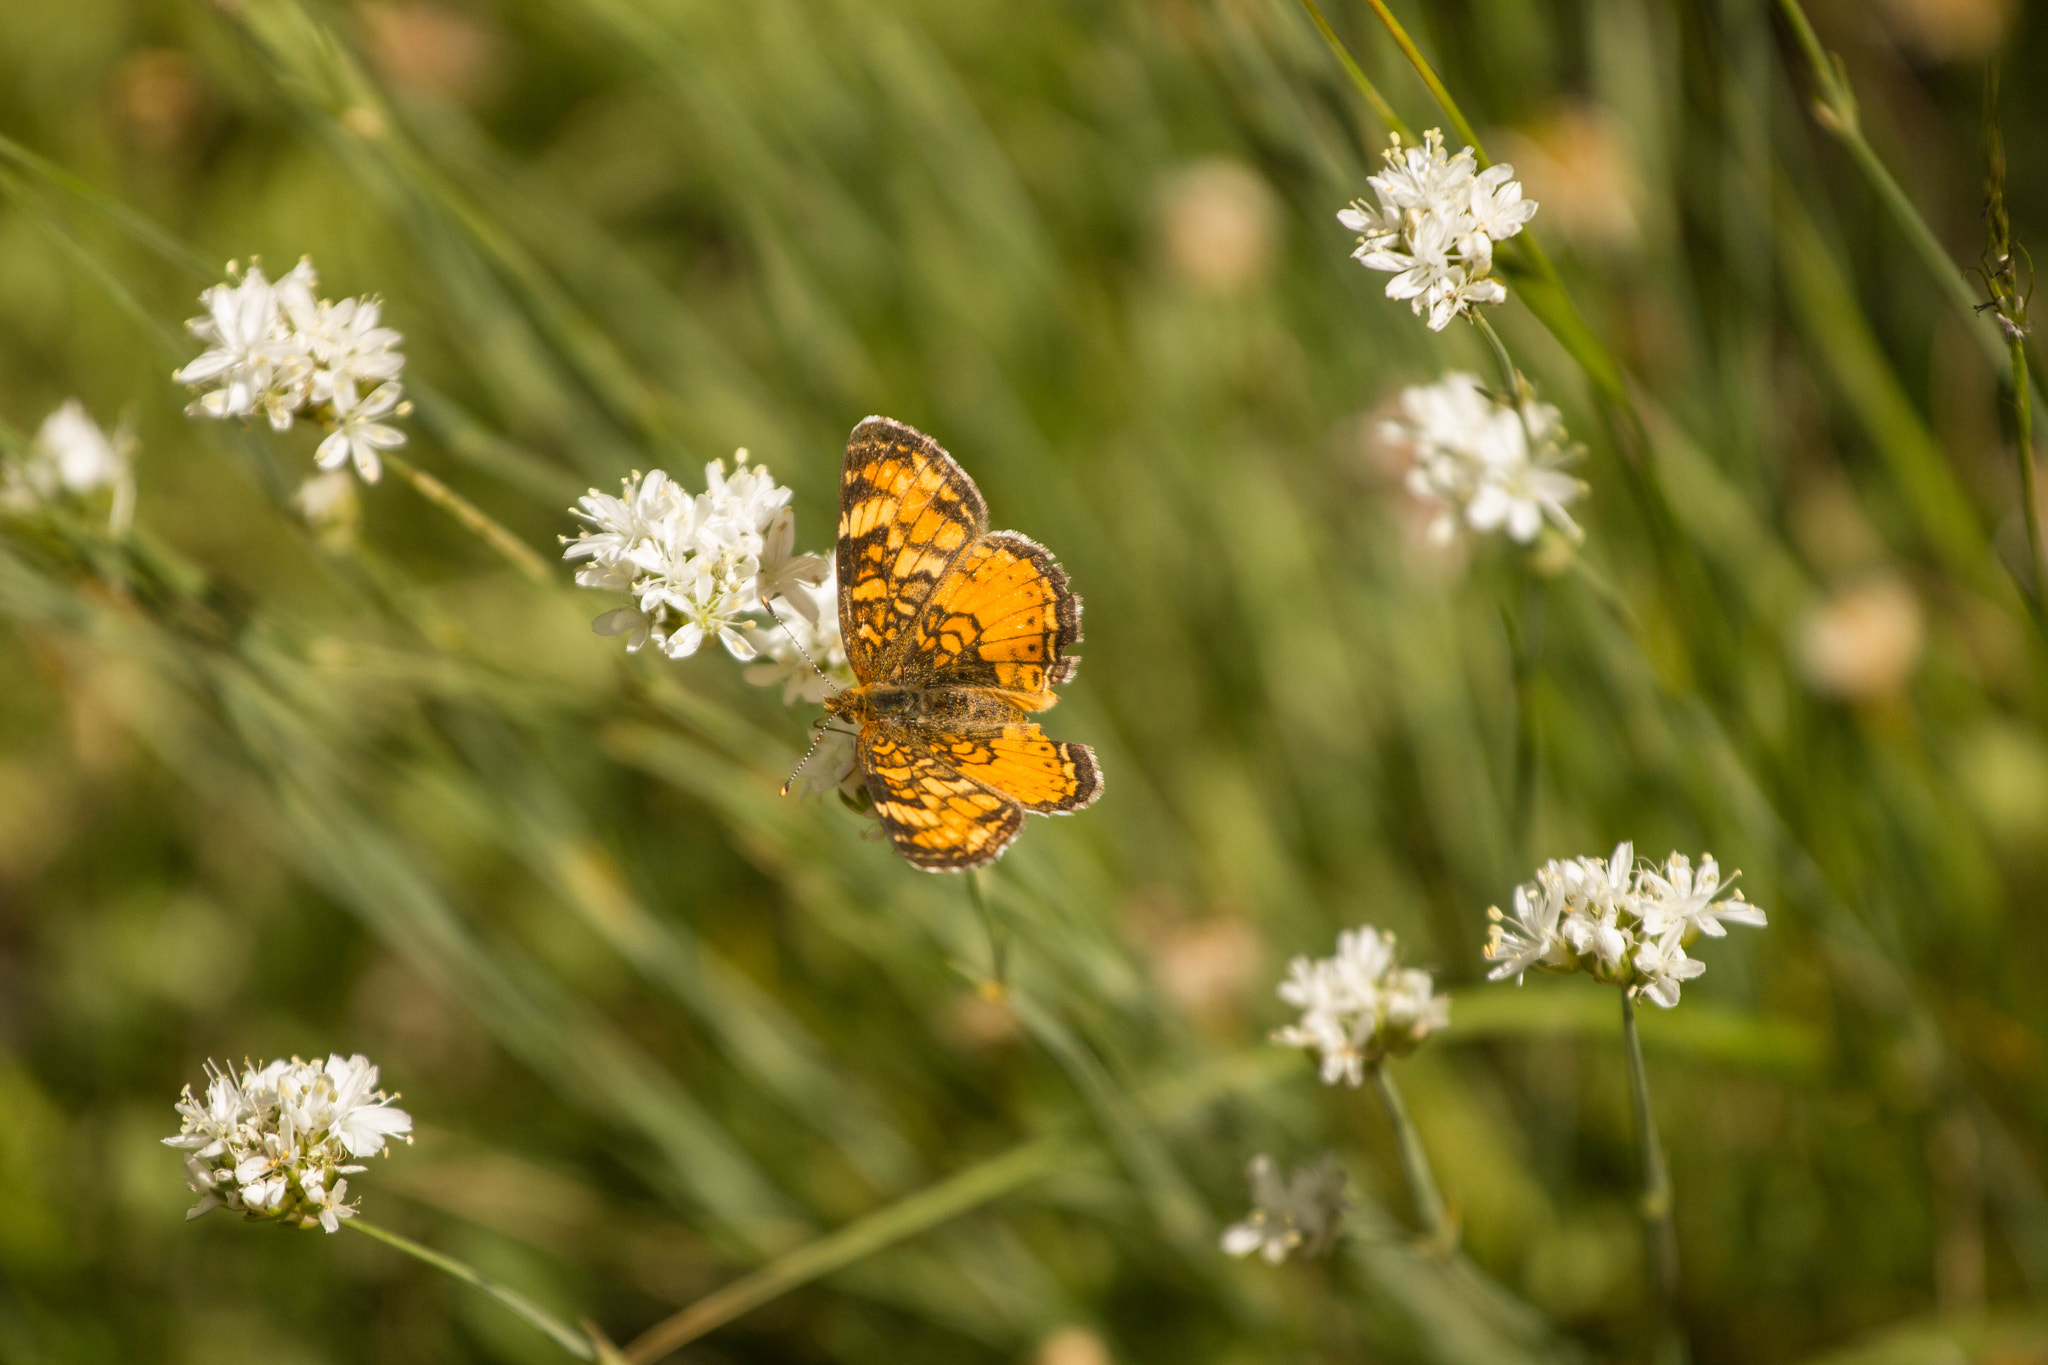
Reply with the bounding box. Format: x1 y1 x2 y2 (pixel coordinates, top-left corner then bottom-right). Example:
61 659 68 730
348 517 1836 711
897 530 1083 704
931 721 1101 814
837 417 988 684
858 720 1024 871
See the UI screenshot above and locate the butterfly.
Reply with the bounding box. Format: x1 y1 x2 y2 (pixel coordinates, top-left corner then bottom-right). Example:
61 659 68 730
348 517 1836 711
821 417 1101 870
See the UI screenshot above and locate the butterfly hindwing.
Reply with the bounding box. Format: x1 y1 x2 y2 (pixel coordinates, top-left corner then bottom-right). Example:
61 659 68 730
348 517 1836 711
930 722 1102 815
901 531 1083 701
837 417 988 683
858 720 1025 870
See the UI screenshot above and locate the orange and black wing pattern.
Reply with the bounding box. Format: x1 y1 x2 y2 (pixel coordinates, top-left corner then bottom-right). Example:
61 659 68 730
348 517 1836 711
899 530 1082 704
858 721 1026 870
837 417 988 685
835 416 1100 871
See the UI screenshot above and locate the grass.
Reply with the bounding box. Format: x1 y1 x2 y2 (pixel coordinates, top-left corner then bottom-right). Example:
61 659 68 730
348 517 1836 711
1 0 2047 1362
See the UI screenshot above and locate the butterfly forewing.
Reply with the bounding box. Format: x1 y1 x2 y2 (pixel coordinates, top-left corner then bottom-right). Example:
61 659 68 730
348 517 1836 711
837 417 988 684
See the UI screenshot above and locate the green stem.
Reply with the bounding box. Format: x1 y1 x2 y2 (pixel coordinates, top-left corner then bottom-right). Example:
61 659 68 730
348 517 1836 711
1293 0 1410 139
966 867 1007 989
381 451 551 582
2014 339 2047 599
1356 0 1486 162
1472 313 1520 395
621 1137 1070 1363
1369 1063 1451 1250
346 1217 595 1359
1620 993 1686 1365
1774 0 2039 400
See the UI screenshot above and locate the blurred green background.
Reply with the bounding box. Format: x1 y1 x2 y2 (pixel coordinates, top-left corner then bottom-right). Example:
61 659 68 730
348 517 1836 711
2 0 2047 1361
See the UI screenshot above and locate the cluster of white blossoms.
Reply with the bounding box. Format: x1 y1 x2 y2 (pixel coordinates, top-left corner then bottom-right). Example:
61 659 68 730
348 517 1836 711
1485 843 1766 1007
563 454 828 662
1 399 135 533
173 258 408 483
1386 371 1585 546
1272 925 1450 1086
1220 1154 1349 1264
163 1054 413 1234
1340 129 1537 331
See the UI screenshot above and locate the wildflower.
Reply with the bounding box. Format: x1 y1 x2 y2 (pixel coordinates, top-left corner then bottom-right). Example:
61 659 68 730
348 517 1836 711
745 571 852 705
786 727 861 800
1220 1154 1348 1264
174 258 409 482
1340 129 1536 331
292 471 361 551
315 381 407 484
163 1054 412 1232
1384 371 1584 546
3 399 136 533
564 453 828 665
1484 843 1765 1006
1272 924 1449 1085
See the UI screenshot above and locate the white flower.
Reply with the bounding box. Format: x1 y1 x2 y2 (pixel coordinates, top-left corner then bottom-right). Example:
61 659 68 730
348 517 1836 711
1385 372 1584 546
1340 130 1536 331
292 471 361 550
175 257 409 479
1632 928 1706 1008
566 453 836 676
3 400 137 533
745 571 853 705
1220 1154 1348 1264
786 727 862 800
314 381 407 484
1485 868 1572 981
162 1054 412 1233
1635 853 1766 939
1483 846 1764 1006
1272 924 1448 1082
175 262 291 420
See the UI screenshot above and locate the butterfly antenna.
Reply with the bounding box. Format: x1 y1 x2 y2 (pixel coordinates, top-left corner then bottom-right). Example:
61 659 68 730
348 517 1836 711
781 720 831 797
761 596 838 692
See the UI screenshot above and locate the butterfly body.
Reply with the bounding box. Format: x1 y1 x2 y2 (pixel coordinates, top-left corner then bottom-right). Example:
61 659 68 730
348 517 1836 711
830 417 1101 871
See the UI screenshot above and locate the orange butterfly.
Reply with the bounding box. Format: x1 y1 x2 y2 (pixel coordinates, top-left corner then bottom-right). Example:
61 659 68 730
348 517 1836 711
823 417 1101 870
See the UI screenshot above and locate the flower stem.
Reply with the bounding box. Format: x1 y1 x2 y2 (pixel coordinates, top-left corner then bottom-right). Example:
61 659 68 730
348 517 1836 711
346 1217 596 1360
381 451 551 582
1369 1063 1452 1251
1472 313 1520 395
2013 339 2048 601
967 867 1008 990
1620 992 1686 1364
1292 0 1410 140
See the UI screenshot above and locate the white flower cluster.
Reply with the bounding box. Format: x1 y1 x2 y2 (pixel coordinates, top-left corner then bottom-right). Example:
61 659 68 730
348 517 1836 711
1386 371 1584 546
1340 129 1537 331
1272 925 1450 1086
173 258 408 483
1485 843 1766 1008
1220 1154 1348 1264
1 399 135 533
563 453 828 662
162 1054 413 1233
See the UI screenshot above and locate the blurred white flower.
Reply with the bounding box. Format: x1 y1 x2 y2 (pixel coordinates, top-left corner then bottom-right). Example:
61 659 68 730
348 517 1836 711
1220 1153 1348 1264
1484 843 1765 1006
1272 924 1449 1083
786 727 861 800
1340 129 1536 331
1385 371 1584 546
745 571 853 705
566 452 832 669
175 257 408 482
3 399 136 533
1794 576 1924 701
163 1054 412 1232
292 471 361 551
